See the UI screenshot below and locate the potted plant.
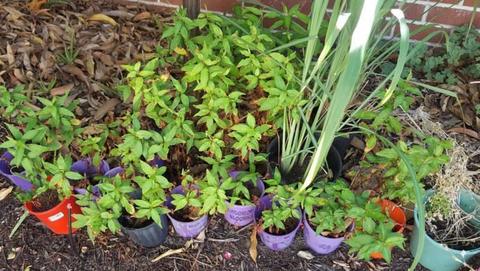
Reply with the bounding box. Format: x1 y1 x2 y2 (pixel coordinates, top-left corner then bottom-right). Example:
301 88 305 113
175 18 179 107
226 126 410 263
74 160 172 247
222 153 266 227
349 136 452 214
0 125 83 234
0 89 88 234
256 173 302 251
167 172 209 238
344 193 405 263
410 145 480 271
300 180 355 254
19 155 83 235
118 161 171 247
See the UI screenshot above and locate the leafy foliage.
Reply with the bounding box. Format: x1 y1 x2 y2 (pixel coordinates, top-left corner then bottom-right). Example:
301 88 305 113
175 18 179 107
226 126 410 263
408 26 480 84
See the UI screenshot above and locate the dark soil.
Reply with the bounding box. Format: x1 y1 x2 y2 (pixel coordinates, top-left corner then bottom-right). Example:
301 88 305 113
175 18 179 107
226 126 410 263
30 189 61 213
426 218 480 251
4 195 456 271
170 207 201 223
265 217 300 236
118 215 152 229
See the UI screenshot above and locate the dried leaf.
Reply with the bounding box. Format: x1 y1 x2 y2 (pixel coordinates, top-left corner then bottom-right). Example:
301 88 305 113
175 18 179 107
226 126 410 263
0 187 13 201
88 14 118 26
151 248 185 263
297 250 315 260
133 11 151 21
448 127 480 140
62 65 89 86
94 52 114 66
103 10 134 19
7 252 15 260
3 6 24 21
93 98 120 120
83 125 105 135
27 0 47 11
50 83 74 96
84 54 95 76
249 225 258 264
6 44 15 65
13 69 26 82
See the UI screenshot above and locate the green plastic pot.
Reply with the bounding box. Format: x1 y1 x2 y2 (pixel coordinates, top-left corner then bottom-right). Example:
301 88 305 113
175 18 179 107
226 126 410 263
458 189 480 229
410 190 480 271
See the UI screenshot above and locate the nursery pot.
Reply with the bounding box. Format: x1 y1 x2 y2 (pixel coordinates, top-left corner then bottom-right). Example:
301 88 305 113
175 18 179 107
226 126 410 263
370 199 407 260
167 185 208 238
303 213 354 254
24 195 82 235
119 214 169 248
458 189 480 229
224 171 265 227
267 136 347 183
255 196 301 251
0 151 34 191
410 190 480 271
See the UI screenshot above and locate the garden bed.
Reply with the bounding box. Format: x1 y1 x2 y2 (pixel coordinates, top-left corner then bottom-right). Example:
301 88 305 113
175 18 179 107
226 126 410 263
0 194 422 271
1 0 480 270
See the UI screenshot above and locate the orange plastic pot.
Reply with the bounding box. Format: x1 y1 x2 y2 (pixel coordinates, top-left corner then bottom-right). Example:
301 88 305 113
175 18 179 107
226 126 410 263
370 199 407 260
25 195 82 235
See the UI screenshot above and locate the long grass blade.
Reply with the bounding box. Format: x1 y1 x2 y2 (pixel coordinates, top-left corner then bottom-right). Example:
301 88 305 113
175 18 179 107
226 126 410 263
301 0 381 191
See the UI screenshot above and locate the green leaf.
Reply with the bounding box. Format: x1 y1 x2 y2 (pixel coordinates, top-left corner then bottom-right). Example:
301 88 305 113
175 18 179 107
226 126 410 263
65 171 84 180
134 200 151 208
376 149 398 160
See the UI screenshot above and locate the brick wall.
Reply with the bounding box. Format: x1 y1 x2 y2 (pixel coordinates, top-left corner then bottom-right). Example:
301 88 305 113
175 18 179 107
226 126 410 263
123 0 480 43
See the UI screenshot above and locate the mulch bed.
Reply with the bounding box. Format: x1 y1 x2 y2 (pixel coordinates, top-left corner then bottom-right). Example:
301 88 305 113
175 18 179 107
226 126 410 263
0 1 479 271
0 194 424 271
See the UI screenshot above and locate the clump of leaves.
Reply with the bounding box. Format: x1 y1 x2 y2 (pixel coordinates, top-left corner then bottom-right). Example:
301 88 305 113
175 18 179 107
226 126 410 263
74 174 135 241
74 160 172 242
170 172 203 221
361 137 453 205
345 194 405 263
302 181 354 237
408 26 480 84
261 172 302 233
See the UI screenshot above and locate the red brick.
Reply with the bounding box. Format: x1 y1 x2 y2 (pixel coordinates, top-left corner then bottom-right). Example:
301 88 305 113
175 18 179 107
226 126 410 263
463 0 480 6
402 3 426 20
394 23 447 43
198 0 238 12
427 7 480 27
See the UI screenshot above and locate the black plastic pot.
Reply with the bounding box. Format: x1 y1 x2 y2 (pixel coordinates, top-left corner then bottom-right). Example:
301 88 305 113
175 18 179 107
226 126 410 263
119 214 169 248
267 135 350 183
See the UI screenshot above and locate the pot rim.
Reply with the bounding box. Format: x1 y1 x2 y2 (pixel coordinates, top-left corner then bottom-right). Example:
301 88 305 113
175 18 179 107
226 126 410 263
25 194 74 216
120 215 167 231
167 213 208 225
415 189 480 254
303 213 352 240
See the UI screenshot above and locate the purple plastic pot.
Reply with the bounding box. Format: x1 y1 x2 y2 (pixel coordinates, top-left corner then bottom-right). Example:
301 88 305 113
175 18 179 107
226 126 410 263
256 196 301 251
224 171 265 227
71 159 110 178
70 158 123 196
0 151 34 191
167 185 208 238
303 214 353 254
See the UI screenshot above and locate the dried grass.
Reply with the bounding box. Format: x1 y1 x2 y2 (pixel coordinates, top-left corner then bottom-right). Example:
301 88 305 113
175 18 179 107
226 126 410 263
397 106 480 246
